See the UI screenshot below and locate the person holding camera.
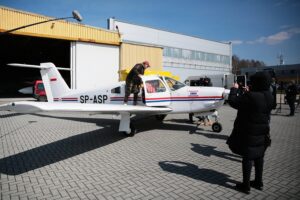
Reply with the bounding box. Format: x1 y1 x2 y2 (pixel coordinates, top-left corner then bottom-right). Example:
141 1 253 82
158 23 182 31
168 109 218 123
227 72 273 194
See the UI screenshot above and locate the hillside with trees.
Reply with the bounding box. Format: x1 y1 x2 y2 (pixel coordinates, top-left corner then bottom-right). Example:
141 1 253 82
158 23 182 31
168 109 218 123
232 55 266 74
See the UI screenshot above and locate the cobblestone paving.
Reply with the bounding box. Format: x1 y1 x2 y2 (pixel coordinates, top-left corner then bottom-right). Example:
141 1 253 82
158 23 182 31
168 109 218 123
0 103 299 200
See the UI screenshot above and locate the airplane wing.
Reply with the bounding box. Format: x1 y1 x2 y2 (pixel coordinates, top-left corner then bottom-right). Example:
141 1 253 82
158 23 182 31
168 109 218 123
0 101 172 115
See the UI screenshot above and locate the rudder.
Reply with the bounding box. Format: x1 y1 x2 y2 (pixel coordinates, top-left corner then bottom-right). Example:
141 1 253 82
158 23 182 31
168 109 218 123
40 63 70 102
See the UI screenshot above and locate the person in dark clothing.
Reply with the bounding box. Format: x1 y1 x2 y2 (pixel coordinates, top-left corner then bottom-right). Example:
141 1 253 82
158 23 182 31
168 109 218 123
270 77 277 109
203 77 212 86
285 80 297 116
124 61 150 105
227 72 273 194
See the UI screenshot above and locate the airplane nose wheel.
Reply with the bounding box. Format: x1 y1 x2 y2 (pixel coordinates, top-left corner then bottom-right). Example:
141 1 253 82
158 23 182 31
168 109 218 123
212 122 222 133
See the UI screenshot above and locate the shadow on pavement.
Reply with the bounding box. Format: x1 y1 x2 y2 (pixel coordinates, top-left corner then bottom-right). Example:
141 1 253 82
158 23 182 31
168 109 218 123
0 114 201 175
159 161 237 189
0 118 124 175
191 143 241 162
164 118 194 124
189 130 229 140
33 113 199 134
0 112 25 119
134 117 198 133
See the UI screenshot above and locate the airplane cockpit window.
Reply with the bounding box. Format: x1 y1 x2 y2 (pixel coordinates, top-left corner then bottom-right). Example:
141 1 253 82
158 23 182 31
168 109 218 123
111 86 121 94
145 80 166 93
164 77 186 91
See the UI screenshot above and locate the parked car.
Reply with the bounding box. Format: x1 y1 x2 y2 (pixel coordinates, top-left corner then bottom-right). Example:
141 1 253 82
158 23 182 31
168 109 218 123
33 80 47 101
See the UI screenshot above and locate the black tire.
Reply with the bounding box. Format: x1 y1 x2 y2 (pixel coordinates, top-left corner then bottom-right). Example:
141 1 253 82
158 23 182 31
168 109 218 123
155 114 167 121
38 96 47 102
212 122 222 133
129 123 136 136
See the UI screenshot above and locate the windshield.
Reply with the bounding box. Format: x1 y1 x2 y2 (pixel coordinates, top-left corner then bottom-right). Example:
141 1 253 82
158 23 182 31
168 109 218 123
163 77 186 91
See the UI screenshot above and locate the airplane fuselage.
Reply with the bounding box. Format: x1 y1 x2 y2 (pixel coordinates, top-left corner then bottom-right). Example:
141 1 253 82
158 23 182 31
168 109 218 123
53 76 225 114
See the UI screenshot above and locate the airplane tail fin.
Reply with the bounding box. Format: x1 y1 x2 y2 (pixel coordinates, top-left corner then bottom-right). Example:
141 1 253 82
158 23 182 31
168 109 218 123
7 63 70 102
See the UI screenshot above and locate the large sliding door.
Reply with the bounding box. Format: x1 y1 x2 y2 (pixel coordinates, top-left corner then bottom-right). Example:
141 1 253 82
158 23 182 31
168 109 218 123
71 42 119 89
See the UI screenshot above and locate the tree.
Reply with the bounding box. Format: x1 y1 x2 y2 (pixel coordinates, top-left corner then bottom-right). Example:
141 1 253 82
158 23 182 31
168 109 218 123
232 55 265 74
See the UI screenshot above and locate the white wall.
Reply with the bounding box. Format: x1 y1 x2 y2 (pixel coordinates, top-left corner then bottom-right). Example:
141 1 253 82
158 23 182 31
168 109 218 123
109 18 232 79
109 19 230 55
71 42 119 89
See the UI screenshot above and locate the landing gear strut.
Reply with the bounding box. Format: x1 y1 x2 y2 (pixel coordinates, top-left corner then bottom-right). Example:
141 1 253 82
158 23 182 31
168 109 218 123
192 111 223 133
119 112 136 137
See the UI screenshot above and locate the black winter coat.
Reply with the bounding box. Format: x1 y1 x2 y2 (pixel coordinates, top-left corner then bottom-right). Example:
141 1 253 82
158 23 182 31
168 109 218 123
285 84 297 102
227 87 273 159
126 63 145 84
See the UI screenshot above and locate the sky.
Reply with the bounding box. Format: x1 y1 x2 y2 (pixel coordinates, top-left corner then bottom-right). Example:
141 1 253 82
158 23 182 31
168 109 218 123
1 0 300 66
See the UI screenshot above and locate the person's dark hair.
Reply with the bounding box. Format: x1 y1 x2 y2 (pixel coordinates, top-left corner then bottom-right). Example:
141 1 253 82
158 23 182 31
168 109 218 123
250 71 271 91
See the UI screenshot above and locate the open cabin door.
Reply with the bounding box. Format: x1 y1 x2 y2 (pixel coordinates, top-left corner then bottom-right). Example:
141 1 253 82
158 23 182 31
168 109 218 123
142 76 171 107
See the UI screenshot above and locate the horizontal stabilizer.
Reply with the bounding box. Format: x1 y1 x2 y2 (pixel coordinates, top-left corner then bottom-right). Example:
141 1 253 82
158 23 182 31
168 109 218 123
8 63 48 69
7 63 69 71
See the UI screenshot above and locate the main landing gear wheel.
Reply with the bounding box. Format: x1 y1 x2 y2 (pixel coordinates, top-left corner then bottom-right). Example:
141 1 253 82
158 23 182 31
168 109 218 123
212 122 222 133
122 123 136 137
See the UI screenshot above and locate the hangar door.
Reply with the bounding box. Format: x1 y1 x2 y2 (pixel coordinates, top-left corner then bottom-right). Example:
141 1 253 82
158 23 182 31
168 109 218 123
71 42 119 89
0 34 70 97
120 43 163 71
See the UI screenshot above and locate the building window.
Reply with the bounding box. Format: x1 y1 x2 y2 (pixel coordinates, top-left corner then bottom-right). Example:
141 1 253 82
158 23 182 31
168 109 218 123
163 46 230 65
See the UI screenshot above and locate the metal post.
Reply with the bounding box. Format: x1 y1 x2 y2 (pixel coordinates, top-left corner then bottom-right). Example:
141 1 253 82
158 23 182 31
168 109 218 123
0 10 82 35
276 81 283 113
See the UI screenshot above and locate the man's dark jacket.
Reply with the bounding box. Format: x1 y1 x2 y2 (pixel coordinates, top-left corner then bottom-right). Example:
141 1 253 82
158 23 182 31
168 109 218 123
227 72 273 159
126 63 145 84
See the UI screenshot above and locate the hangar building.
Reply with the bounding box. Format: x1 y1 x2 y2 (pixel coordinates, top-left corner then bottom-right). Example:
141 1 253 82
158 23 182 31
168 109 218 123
0 6 162 97
108 18 232 82
0 6 232 97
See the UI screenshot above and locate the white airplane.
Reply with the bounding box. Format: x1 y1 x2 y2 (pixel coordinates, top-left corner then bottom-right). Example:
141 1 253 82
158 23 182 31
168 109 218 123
0 62 226 136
